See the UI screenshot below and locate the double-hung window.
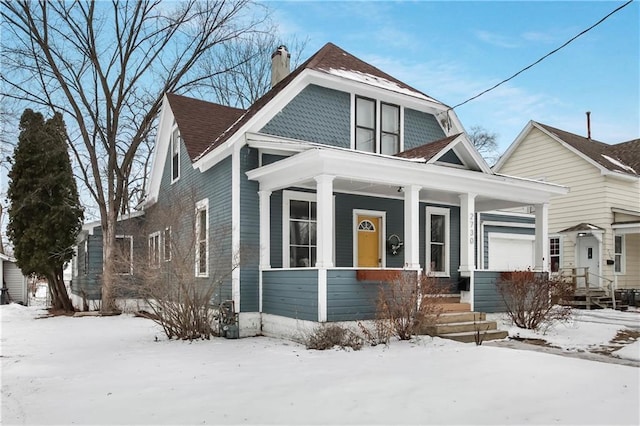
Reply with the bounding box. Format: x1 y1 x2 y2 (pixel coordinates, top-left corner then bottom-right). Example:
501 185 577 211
115 235 133 275
426 207 449 276
549 237 561 272
195 199 209 277
614 235 624 273
284 192 317 268
149 232 161 268
171 128 180 183
355 96 400 155
164 227 172 262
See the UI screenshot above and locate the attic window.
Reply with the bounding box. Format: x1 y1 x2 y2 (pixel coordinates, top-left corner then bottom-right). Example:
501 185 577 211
171 128 180 183
355 96 400 155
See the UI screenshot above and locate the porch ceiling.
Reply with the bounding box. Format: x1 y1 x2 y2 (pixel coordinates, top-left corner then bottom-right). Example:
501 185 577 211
246 147 567 209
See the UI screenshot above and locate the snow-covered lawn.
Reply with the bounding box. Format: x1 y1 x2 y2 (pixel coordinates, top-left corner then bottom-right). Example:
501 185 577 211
1 304 639 425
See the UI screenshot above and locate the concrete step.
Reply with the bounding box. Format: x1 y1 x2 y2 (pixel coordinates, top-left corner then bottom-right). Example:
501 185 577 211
425 294 461 304
436 302 471 313
424 320 498 335
439 329 509 344
431 312 486 324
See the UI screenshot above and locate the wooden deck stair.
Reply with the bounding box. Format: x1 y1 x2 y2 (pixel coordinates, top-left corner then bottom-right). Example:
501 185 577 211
422 295 508 343
569 289 627 311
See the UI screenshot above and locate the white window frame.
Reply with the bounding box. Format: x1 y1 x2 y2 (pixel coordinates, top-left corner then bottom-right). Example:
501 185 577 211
352 94 403 155
614 234 625 274
426 206 450 277
283 191 317 268
195 199 209 277
171 127 180 183
164 227 172 262
149 231 161 269
115 235 133 275
549 235 562 274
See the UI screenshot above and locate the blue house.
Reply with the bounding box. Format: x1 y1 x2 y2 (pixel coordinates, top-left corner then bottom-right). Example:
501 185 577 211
74 43 566 337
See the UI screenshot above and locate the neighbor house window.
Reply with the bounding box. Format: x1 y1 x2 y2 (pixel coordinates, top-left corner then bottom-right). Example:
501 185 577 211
115 235 133 275
164 227 171 262
149 232 161 268
614 235 624 273
284 191 317 268
171 128 180 182
355 96 400 155
195 199 209 277
83 240 89 276
549 237 561 272
426 207 450 276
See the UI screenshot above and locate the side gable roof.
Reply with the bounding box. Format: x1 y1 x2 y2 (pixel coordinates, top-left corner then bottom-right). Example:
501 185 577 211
166 93 244 161
195 42 448 162
495 121 639 177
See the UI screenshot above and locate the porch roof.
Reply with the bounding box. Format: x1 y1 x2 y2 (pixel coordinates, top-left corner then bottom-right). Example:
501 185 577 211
246 146 567 211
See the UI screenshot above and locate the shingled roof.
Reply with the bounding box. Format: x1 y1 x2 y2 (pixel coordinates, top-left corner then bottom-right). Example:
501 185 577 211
395 134 461 162
192 42 445 161
537 123 639 176
166 93 245 161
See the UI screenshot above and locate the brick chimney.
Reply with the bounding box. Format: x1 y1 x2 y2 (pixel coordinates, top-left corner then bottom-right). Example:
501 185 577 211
271 45 290 88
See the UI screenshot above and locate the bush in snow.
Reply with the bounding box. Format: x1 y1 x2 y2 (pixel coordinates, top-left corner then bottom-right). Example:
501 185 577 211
306 324 363 351
497 270 573 331
373 272 444 340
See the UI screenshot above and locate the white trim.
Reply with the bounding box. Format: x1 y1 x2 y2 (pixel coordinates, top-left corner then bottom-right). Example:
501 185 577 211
282 190 319 268
163 227 172 262
352 209 387 268
425 206 450 277
148 231 161 269
170 126 181 184
232 145 241 310
114 235 134 275
318 269 327 322
614 234 625 274
549 234 562 273
195 198 209 278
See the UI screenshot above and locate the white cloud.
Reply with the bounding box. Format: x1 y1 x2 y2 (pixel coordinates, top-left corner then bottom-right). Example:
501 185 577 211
474 30 520 48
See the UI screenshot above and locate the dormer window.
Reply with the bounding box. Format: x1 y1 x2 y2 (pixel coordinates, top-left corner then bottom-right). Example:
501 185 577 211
171 128 180 183
355 96 400 155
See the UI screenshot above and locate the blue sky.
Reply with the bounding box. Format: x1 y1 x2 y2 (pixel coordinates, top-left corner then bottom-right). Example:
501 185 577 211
266 0 639 153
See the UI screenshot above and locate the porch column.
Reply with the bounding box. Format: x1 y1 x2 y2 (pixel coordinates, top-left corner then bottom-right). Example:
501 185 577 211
258 190 272 312
458 193 476 275
534 203 549 272
404 185 421 269
315 175 334 323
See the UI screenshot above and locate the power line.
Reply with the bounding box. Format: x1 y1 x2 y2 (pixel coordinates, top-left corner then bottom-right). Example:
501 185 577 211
450 0 635 111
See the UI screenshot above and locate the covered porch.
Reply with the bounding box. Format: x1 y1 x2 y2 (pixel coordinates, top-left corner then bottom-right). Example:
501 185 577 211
246 144 567 323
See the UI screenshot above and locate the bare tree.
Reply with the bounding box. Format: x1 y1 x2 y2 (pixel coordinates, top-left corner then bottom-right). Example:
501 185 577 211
468 125 500 165
131 189 242 340
196 33 309 108
0 0 267 312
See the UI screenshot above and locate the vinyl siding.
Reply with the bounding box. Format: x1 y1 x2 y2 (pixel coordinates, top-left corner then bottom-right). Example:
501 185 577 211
403 108 447 150
617 233 640 288
260 85 350 147
498 128 611 274
326 269 381 321
239 146 260 312
262 269 318 321
3 261 27 304
149 129 233 305
473 271 505 313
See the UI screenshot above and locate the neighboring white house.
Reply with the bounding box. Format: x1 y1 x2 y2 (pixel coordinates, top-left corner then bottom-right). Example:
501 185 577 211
1 253 28 305
494 121 640 290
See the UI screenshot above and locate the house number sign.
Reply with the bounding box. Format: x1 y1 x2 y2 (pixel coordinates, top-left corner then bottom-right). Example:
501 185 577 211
469 213 475 245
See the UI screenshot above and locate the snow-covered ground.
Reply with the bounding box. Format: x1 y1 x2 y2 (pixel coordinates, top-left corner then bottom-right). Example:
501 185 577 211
1 304 639 425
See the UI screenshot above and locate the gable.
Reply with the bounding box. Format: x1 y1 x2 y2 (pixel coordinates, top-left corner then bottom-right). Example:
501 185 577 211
260 84 351 147
438 150 464 166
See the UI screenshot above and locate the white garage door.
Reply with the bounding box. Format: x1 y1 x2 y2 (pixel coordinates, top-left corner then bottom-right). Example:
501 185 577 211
488 233 535 271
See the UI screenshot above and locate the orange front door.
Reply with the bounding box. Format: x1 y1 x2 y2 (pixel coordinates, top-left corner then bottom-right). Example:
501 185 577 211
357 216 380 267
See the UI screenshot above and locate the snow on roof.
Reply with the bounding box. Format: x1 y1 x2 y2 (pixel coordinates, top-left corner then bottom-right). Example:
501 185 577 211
601 154 637 174
323 68 440 103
